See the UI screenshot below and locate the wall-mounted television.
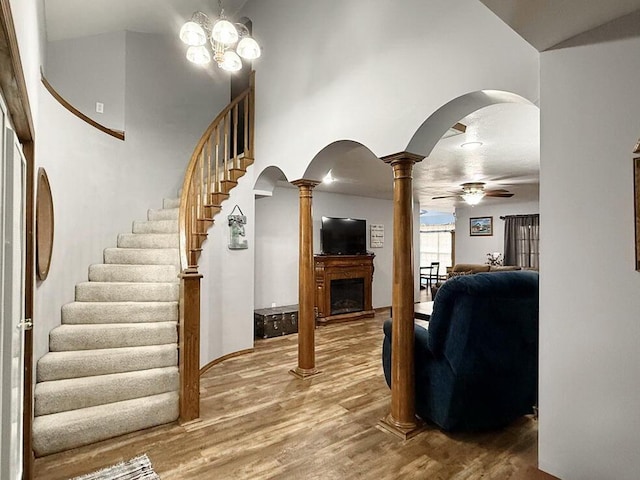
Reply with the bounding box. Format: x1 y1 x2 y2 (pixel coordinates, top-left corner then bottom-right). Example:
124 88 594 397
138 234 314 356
321 216 367 255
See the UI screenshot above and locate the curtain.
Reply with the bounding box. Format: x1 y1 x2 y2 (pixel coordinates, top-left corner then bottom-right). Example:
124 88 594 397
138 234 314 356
503 214 540 269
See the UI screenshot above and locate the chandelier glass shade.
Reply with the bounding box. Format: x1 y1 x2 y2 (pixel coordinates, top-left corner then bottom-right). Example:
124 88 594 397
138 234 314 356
186 45 211 65
222 50 242 72
236 37 261 60
179 7 260 72
212 19 239 44
179 21 207 46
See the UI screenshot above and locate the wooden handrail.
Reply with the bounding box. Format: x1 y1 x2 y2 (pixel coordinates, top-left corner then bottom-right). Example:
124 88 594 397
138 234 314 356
40 69 125 141
177 71 255 423
178 71 255 272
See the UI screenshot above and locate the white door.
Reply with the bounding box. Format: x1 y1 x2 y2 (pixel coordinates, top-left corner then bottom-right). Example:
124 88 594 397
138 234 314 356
0 97 28 480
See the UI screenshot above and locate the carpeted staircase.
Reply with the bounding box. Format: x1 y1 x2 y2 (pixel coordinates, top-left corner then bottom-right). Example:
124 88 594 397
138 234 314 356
33 198 183 457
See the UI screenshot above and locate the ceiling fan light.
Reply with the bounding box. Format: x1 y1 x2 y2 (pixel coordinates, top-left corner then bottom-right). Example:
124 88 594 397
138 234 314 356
212 19 239 45
180 21 207 46
221 50 242 71
186 45 211 65
462 191 485 206
237 36 261 59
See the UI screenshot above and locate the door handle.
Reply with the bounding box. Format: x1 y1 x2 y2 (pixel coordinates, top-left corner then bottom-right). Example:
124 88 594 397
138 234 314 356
17 319 33 331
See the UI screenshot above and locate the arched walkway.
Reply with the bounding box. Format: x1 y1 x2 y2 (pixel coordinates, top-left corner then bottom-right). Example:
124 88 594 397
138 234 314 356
406 90 535 156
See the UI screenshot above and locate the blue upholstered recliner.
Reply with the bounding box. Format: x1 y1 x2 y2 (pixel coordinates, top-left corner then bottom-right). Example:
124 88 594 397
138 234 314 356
382 270 539 432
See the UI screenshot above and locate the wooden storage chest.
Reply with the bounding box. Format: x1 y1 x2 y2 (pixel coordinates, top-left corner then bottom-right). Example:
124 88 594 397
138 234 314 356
254 304 299 339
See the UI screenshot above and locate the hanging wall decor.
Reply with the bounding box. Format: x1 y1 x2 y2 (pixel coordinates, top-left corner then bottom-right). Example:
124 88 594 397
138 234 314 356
228 204 248 250
36 168 54 280
370 224 384 248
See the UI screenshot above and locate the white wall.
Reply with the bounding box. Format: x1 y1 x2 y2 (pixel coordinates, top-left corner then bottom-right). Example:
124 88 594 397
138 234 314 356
34 32 229 362
47 32 126 130
539 35 640 479
455 199 539 265
199 169 255 367
254 186 398 311
8 0 45 126
243 0 539 182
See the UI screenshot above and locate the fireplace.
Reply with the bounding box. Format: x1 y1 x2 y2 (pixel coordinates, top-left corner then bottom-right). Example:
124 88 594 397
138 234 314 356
330 278 364 315
314 254 375 324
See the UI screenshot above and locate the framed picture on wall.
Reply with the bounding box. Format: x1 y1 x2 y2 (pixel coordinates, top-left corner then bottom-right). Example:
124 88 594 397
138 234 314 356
470 216 493 236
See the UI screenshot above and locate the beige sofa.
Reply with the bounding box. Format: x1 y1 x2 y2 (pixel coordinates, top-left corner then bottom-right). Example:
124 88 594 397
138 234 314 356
451 263 522 274
431 263 523 299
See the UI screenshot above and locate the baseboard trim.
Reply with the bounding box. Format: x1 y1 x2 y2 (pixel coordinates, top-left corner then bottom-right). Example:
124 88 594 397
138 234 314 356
199 348 254 376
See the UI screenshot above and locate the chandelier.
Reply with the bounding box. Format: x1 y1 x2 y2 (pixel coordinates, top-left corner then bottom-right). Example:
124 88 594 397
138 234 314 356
179 2 261 72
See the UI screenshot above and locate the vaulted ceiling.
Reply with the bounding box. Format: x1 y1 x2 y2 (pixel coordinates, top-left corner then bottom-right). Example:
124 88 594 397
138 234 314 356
43 0 640 211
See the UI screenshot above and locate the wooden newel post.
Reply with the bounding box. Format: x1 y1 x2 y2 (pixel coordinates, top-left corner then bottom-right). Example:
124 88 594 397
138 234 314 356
179 270 203 422
290 179 322 379
379 151 425 439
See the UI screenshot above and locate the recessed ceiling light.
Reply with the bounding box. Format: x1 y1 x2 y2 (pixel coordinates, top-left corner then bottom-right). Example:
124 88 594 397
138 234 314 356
461 141 483 150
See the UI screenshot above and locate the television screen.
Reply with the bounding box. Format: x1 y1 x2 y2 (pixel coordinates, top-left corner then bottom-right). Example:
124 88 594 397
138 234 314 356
321 217 367 255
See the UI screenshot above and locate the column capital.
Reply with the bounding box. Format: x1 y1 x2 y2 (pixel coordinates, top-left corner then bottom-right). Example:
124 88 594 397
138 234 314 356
291 179 321 188
380 151 425 166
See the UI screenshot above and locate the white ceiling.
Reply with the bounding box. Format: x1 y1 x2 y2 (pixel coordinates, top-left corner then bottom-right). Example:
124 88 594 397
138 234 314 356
45 1 640 47
479 0 640 51
415 103 540 211
314 103 540 212
44 0 249 42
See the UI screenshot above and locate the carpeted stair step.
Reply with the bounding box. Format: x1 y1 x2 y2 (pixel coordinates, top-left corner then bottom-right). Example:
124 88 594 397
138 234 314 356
49 322 177 352
35 366 179 416
117 233 179 249
132 220 177 234
75 282 179 302
37 344 177 382
62 301 178 325
163 198 180 209
148 208 179 221
33 391 179 457
104 247 179 266
88 264 178 283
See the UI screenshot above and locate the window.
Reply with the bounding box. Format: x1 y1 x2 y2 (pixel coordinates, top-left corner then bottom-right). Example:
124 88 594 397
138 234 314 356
420 223 455 274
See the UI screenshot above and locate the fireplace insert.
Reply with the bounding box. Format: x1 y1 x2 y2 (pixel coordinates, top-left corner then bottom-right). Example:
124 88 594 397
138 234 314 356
330 278 365 315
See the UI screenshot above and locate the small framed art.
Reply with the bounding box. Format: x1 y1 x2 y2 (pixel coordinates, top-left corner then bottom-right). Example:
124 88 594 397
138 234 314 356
470 216 493 236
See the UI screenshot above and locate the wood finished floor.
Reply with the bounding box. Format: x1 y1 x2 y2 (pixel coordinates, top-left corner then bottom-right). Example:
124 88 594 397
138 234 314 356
34 310 540 480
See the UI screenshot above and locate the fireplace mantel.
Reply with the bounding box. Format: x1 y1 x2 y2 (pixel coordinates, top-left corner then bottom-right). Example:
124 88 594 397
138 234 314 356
314 254 375 325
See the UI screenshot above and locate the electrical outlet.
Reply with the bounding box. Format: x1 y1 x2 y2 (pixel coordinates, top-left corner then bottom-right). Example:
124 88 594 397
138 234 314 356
271 302 276 308
96 102 104 114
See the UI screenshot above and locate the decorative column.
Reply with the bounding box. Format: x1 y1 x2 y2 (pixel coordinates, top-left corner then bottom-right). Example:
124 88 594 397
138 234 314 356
290 179 322 379
378 151 425 439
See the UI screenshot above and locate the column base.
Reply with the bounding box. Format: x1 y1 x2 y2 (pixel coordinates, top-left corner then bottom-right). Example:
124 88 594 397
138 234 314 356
377 413 425 440
289 366 323 380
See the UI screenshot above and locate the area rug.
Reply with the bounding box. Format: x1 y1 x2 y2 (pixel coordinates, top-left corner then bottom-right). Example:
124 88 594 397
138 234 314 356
70 454 160 480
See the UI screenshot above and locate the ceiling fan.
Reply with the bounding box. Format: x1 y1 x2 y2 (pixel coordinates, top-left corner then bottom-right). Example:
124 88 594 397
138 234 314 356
432 182 514 206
